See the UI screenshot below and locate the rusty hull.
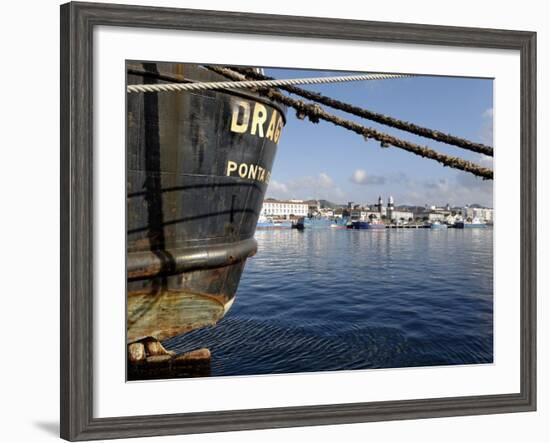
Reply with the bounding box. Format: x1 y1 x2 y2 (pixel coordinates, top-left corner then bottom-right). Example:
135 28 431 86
126 62 285 344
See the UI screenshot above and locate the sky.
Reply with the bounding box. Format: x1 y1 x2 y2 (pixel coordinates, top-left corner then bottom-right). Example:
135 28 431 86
262 67 493 208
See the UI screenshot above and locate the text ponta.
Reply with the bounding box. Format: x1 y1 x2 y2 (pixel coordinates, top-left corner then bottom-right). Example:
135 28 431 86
226 161 271 184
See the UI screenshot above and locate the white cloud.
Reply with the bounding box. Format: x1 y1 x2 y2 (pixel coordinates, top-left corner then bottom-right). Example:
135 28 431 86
350 169 386 185
268 180 288 194
480 107 494 145
266 172 344 202
404 172 493 207
351 169 367 183
268 168 493 208
317 172 334 188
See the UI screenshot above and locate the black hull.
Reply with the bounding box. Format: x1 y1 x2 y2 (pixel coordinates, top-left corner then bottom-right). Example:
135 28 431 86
126 62 285 343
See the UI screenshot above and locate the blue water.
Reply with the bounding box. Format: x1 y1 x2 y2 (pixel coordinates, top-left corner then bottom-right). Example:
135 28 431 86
166 228 493 376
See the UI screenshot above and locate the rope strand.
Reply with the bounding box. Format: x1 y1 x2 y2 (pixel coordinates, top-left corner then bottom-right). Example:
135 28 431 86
226 66 493 157
127 73 412 94
207 66 493 180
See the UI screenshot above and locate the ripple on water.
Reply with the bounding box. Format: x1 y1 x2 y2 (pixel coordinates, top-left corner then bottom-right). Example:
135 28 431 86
165 229 493 377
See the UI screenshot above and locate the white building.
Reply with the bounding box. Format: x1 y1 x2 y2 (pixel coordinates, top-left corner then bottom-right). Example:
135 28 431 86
260 199 309 218
427 212 448 222
464 206 494 223
389 209 415 223
376 196 414 223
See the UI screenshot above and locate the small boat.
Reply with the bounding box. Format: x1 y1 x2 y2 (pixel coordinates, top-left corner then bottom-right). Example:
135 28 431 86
304 217 332 229
257 216 292 229
430 221 448 229
292 217 305 230
351 220 386 230
454 217 487 228
256 215 271 228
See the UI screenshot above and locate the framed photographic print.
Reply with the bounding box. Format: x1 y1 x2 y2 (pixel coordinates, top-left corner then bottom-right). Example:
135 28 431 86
60 1 536 440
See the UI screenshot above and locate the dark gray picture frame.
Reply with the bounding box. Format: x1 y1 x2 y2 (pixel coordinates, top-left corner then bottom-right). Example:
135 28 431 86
60 1 537 440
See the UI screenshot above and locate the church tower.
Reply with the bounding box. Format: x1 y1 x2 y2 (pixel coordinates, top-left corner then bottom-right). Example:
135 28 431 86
377 196 383 213
387 196 395 220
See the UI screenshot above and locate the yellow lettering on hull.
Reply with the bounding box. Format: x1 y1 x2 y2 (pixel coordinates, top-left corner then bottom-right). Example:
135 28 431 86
230 101 250 133
226 161 271 184
230 99 284 143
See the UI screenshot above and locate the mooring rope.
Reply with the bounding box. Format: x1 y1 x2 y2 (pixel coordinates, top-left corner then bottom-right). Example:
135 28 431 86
126 73 412 94
225 66 493 157
207 66 493 180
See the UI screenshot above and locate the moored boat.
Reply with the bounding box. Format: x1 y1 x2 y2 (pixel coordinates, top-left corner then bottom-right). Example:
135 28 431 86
351 220 387 230
126 62 286 345
430 221 448 229
256 216 292 229
292 217 306 230
454 217 487 228
304 217 332 229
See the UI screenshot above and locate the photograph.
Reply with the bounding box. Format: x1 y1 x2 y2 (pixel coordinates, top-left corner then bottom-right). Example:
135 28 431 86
126 61 494 381
51 1 539 439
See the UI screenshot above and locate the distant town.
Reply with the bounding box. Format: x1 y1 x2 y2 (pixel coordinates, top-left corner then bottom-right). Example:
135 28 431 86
260 196 494 226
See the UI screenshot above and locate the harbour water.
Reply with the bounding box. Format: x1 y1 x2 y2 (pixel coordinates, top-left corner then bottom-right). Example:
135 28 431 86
165 228 493 377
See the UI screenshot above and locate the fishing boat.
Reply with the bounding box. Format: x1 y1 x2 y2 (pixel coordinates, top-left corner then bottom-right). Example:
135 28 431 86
430 221 448 229
126 62 286 347
304 217 332 229
256 215 292 229
291 217 306 230
350 219 387 230
122 62 494 374
454 217 487 228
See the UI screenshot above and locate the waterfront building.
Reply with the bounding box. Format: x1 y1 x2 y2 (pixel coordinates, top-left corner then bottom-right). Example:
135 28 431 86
386 196 414 223
304 199 321 217
413 203 493 224
390 209 415 223
445 213 461 224
349 196 413 223
426 212 449 222
413 203 452 223
463 205 494 223
261 198 309 218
